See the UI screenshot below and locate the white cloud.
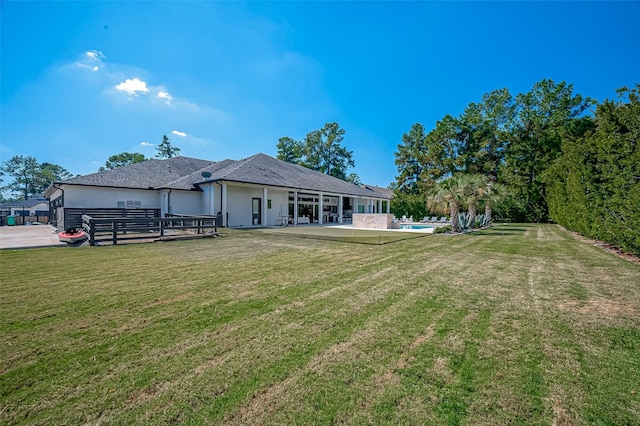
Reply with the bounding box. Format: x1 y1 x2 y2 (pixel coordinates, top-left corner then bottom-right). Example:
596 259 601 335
172 130 187 137
115 78 150 96
76 50 104 72
140 141 153 146
157 90 172 104
86 50 103 59
67 50 229 123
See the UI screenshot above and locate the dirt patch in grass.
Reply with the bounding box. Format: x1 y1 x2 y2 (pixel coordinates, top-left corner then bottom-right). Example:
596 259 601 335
558 299 638 318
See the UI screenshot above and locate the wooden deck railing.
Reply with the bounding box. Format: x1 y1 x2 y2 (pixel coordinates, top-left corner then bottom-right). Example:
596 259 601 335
82 214 217 246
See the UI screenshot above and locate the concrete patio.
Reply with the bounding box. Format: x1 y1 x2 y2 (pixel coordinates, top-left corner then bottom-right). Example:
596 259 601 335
0 224 66 249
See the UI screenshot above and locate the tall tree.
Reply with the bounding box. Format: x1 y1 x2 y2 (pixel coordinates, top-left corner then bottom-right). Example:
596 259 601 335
277 123 355 181
457 88 515 181
156 135 181 158
346 173 362 186
1 156 40 199
302 122 354 179
276 137 304 164
501 79 591 222
392 118 459 219
0 156 71 199
38 163 73 191
394 122 427 194
99 152 147 171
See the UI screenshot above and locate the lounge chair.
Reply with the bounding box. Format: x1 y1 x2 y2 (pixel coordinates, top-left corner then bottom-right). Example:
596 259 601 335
438 217 448 223
429 216 438 222
420 217 429 223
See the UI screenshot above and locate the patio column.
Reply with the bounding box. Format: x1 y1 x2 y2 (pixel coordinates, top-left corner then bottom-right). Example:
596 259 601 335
294 191 299 225
386 200 391 214
208 185 215 216
221 183 228 227
338 195 343 224
262 187 268 226
377 199 382 214
318 193 323 224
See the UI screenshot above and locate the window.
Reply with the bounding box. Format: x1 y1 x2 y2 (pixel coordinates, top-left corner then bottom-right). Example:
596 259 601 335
267 199 272 209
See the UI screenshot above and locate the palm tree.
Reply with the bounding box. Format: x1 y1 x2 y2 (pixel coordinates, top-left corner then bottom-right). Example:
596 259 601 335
461 174 487 227
427 175 470 233
482 181 506 224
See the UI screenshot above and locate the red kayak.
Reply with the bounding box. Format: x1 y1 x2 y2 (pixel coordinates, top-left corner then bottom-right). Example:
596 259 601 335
58 228 87 244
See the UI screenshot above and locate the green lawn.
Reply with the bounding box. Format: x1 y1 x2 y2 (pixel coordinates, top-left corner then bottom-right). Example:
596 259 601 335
1 224 639 425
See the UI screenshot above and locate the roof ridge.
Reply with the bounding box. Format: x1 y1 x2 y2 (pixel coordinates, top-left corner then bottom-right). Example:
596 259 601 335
161 160 218 187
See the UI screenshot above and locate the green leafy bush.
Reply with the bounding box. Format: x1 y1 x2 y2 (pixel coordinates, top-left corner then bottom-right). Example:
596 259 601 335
434 225 451 234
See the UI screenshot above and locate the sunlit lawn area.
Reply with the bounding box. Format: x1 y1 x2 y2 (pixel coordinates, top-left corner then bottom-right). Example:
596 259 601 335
1 224 639 424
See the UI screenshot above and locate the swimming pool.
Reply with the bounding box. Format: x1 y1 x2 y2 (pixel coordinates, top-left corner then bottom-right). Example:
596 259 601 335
399 224 436 230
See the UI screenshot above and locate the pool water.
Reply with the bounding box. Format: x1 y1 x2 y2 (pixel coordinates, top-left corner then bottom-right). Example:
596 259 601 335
399 224 436 230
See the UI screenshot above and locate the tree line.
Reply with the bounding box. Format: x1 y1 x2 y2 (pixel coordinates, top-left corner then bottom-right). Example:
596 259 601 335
98 134 181 171
393 79 639 255
0 135 181 202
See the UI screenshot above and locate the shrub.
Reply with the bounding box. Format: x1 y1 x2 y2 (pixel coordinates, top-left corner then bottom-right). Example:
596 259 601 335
434 225 451 234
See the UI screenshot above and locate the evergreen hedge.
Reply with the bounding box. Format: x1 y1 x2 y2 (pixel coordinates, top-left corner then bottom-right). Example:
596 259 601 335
546 86 640 256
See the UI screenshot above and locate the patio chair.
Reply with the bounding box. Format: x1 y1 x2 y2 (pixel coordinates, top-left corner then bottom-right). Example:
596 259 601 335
429 216 438 222
438 217 448 223
420 217 429 223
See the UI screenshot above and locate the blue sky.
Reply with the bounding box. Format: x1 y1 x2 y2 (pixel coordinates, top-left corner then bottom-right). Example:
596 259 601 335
1 1 639 188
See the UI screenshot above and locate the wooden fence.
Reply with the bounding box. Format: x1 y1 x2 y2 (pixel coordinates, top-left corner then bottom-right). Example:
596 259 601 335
82 214 217 246
62 208 160 230
5 216 49 226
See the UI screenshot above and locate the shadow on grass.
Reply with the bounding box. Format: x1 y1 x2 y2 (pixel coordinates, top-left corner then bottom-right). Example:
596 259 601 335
468 226 529 236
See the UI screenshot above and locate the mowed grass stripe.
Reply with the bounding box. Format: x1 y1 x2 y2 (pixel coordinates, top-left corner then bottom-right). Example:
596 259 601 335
1 224 639 424
219 270 446 425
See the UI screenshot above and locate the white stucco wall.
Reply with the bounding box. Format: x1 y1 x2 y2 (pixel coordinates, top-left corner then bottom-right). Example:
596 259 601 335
169 190 203 215
63 186 161 208
61 185 204 215
353 213 395 230
225 184 289 227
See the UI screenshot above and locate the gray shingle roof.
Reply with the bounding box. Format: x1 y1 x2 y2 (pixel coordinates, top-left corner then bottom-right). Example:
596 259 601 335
55 157 214 190
362 185 394 199
197 153 386 198
0 197 49 209
52 153 390 199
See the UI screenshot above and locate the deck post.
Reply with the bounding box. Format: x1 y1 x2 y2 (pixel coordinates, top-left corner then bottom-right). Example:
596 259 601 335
90 222 95 246
112 220 118 245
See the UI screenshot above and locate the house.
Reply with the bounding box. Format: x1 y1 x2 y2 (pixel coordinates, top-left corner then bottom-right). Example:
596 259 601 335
0 195 50 224
44 153 391 230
